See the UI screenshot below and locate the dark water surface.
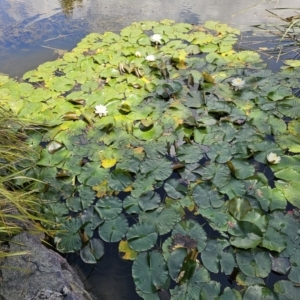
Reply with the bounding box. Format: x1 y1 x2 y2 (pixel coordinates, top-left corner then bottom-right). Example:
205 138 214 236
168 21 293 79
0 1 297 299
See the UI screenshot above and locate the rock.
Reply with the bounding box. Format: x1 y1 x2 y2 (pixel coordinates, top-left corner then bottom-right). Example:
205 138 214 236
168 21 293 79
0 232 94 300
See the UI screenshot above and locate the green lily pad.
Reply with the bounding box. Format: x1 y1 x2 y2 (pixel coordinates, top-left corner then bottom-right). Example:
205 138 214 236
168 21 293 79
164 178 188 199
132 251 169 293
94 196 123 219
200 281 221 299
140 158 172 181
220 287 242 300
236 248 271 278
139 205 181 235
173 220 207 252
193 182 224 209
260 226 286 252
55 218 82 253
108 169 132 191
138 191 161 211
201 239 235 275
98 214 129 242
274 280 300 300
80 238 104 264
170 267 210 300
243 285 278 300
288 249 300 284
228 198 251 220
229 221 263 249
127 223 158 251
167 248 188 281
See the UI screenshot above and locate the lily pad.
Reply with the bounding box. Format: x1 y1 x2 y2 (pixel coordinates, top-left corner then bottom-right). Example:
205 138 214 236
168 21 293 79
94 196 123 220
132 251 169 293
236 248 271 278
127 223 158 251
228 221 263 249
80 238 104 264
201 239 235 275
98 214 129 242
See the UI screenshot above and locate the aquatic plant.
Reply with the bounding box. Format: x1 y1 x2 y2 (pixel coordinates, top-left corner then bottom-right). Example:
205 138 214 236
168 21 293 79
1 19 300 299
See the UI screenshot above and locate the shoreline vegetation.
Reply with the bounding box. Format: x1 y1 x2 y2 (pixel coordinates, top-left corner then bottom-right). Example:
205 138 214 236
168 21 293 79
1 13 300 299
0 109 56 259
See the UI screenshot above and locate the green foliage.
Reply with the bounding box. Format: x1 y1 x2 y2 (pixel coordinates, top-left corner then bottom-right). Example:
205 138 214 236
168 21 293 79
2 19 300 298
0 108 57 259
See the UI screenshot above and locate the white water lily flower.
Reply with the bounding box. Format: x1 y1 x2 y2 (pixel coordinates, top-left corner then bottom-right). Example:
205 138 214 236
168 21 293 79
145 54 156 62
231 78 245 90
150 33 162 44
135 51 142 57
267 152 281 164
95 104 108 117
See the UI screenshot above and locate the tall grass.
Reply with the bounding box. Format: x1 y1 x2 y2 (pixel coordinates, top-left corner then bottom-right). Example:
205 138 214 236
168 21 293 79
0 108 55 258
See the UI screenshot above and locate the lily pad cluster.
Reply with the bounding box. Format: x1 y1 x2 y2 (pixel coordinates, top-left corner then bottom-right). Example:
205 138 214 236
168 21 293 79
1 20 300 299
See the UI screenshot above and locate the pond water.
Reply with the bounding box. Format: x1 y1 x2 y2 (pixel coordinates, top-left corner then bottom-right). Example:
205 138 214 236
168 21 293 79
0 0 298 77
1 1 299 300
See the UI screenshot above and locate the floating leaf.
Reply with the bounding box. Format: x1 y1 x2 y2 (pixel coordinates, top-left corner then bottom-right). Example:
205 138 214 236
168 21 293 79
118 240 137 260
55 218 82 253
193 183 224 209
164 178 188 200
201 239 235 275
200 281 221 299
140 205 182 235
220 287 242 300
108 169 132 191
127 223 158 251
94 196 123 219
255 186 287 212
229 159 255 180
243 285 278 300
138 191 161 211
170 267 210 300
77 162 109 186
270 255 291 275
132 252 169 293
199 163 231 188
288 249 300 284
140 158 172 181
173 220 207 252
98 214 129 242
260 226 286 252
229 221 263 249
167 248 187 281
274 280 300 300
80 238 104 264
227 198 251 220
236 248 271 278
101 158 117 169
276 181 300 209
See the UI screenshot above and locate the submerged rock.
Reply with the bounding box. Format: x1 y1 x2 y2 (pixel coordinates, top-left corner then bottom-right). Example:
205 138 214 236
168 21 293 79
0 232 93 300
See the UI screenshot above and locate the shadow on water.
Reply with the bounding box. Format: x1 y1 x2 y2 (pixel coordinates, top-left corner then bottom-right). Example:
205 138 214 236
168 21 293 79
66 241 142 300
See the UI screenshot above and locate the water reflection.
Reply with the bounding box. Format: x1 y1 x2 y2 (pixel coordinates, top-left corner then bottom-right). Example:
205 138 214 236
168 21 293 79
0 0 298 76
59 0 83 16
